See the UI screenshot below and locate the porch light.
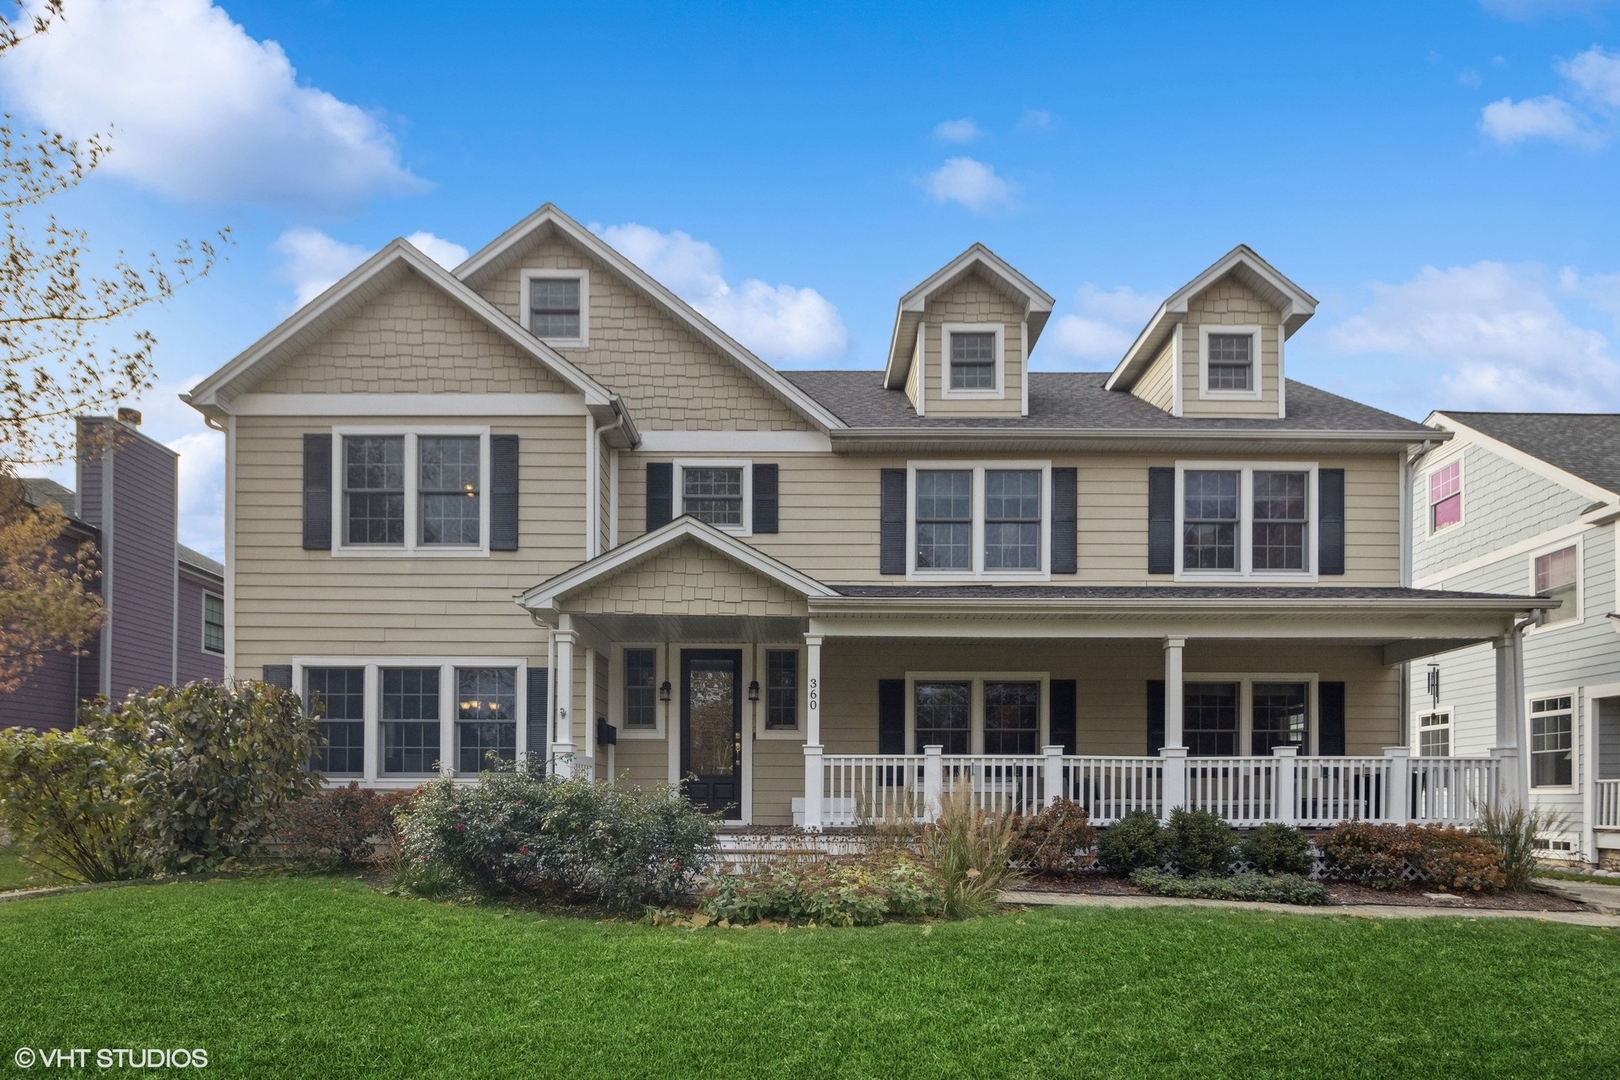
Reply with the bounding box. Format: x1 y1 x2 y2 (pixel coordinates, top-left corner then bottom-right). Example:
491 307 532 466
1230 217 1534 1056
747 679 760 702
659 680 672 703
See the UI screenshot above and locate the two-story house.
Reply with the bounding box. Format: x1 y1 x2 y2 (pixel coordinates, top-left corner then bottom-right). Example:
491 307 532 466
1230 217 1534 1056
183 205 1547 830
1406 412 1620 866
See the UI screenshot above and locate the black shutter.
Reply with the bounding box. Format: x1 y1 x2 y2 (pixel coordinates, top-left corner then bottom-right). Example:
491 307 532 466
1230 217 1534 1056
880 468 906 575
527 667 549 763
1051 467 1078 575
753 463 779 534
1049 679 1077 754
1319 468 1345 576
646 462 673 531
1148 467 1175 575
878 679 905 754
489 434 519 552
302 434 332 551
1146 680 1165 757
262 664 293 690
1318 681 1346 756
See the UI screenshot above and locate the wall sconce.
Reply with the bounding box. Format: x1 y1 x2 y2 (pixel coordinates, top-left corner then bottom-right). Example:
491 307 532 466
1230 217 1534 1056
659 680 672 703
747 679 761 702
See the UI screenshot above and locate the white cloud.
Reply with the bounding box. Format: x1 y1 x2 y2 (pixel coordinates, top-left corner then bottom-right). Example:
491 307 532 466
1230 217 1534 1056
1479 0 1615 20
1560 44 1620 106
272 227 465 307
1328 262 1620 410
592 223 848 362
1048 285 1160 363
1459 69 1482 88
1479 95 1591 144
0 0 421 206
924 157 1013 214
934 118 981 143
1019 108 1053 130
1478 45 1620 146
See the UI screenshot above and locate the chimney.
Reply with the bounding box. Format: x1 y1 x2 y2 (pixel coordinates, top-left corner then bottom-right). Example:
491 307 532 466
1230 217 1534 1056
116 407 142 427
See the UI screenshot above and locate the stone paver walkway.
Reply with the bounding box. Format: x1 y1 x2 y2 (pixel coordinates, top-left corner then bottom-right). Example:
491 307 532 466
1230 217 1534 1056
1532 877 1620 914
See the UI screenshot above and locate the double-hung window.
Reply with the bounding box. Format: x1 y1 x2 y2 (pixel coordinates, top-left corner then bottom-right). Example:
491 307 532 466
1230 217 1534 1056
765 650 800 731
1429 460 1462 532
1534 544 1579 627
1176 464 1315 579
1529 695 1574 788
522 271 587 346
1250 682 1308 755
947 329 998 391
911 463 1049 578
456 667 516 773
1199 325 1262 399
382 667 440 775
306 667 366 776
672 461 751 534
914 681 972 754
1184 682 1239 756
338 429 489 555
1418 710 1451 757
623 648 659 731
202 593 225 655
909 674 1047 755
983 681 1040 754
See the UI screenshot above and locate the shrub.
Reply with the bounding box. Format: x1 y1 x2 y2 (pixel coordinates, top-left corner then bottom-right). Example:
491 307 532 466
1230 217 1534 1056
1010 798 1096 875
1096 811 1168 875
1418 826 1507 893
1239 823 1314 876
922 784 1021 919
1166 808 1237 876
1479 803 1569 891
1130 868 1328 905
1319 822 1505 892
283 783 415 869
397 768 717 911
702 856 945 927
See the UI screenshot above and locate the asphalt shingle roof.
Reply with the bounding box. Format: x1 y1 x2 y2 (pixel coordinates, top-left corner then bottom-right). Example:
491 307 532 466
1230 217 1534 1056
779 370 1429 433
1440 412 1620 497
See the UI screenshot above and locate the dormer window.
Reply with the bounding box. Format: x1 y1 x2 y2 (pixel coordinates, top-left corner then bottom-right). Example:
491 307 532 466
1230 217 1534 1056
1198 325 1262 400
521 270 589 347
942 324 1004 397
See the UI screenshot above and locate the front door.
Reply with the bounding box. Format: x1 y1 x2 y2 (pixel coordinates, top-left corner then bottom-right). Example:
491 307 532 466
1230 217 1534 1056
681 649 743 819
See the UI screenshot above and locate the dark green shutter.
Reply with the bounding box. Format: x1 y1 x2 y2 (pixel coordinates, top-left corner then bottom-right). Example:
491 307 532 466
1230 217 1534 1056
752 463 779 534
302 434 332 551
880 469 906 575
1318 681 1346 756
1049 679 1077 754
646 462 673 530
1052 467 1077 575
490 434 519 551
527 667 549 763
878 679 905 753
1319 468 1345 576
1148 467 1175 575
263 664 293 690
1146 680 1165 756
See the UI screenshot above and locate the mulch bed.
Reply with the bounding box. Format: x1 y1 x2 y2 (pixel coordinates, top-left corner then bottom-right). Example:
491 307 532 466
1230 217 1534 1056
1016 873 1590 912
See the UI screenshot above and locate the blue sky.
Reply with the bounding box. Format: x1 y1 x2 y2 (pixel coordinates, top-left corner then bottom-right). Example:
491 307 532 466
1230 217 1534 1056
5 0 1620 555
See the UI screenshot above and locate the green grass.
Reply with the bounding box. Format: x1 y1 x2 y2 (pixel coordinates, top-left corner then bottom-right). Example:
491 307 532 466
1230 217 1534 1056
1 877 1617 1078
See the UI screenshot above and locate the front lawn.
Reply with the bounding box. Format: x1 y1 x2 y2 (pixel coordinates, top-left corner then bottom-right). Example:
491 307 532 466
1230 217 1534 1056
0 877 1616 1078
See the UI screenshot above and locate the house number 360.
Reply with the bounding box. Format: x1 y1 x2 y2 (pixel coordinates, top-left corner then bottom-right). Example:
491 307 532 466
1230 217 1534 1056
808 678 818 712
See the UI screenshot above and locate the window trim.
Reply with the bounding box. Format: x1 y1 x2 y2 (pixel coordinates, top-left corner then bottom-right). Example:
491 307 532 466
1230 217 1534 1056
754 644 807 740
1184 672 1320 757
520 268 589 348
903 671 1050 755
1197 324 1264 401
612 642 668 740
1415 706 1453 758
330 426 492 558
291 656 528 784
940 322 1005 400
673 458 753 536
1426 455 1465 534
1526 689 1578 793
201 591 225 655
905 460 1052 581
1527 536 1583 633
1173 461 1319 582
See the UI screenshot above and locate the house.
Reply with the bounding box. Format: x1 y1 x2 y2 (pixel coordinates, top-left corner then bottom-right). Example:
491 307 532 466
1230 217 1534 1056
1407 412 1620 866
2 414 225 730
182 204 1549 830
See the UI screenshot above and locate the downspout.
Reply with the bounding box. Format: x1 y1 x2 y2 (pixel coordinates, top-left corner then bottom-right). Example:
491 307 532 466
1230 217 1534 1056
1509 613 1538 806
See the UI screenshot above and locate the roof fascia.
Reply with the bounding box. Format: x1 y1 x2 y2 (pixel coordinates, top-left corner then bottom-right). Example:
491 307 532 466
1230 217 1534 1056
825 427 1445 454
1426 412 1619 505
807 593 1547 617
456 204 846 432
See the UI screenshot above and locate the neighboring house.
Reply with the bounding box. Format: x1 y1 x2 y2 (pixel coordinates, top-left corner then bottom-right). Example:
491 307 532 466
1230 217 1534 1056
1 414 225 730
182 205 1546 832
1407 412 1620 865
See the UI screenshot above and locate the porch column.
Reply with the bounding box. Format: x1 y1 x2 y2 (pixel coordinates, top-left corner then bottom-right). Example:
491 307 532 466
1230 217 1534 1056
1384 745 1411 825
1272 745 1298 826
802 634 824 831
1163 637 1185 750
1492 632 1523 808
551 626 577 778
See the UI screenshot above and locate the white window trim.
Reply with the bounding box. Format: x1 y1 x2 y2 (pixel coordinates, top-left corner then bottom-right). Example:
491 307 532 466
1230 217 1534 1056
520 268 589 349
331 426 491 558
201 591 225 655
1198 324 1264 401
1173 461 1319 582
754 643 807 740
612 643 666 740
1527 535 1583 634
904 671 1050 755
673 458 753 536
1414 706 1454 757
1183 672 1320 757
1425 453 1466 535
1526 688 1579 793
906 460 1052 581
291 656 528 786
940 322 1005 400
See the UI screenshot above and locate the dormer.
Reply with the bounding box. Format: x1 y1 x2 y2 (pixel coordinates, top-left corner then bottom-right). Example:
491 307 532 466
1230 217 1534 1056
1104 245 1317 419
882 244 1055 419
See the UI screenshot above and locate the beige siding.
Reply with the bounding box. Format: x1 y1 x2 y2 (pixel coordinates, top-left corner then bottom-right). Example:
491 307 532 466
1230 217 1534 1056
617 450 1403 587
565 538 808 617
470 230 812 431
1180 275 1282 419
919 271 1026 418
1131 338 1176 413
244 272 566 395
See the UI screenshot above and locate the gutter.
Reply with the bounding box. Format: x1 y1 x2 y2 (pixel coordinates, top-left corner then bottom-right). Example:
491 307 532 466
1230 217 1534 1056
808 594 1551 618
826 427 1451 451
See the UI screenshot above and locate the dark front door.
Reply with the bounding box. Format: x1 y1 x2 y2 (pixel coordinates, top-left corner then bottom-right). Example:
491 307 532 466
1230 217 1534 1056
681 649 743 819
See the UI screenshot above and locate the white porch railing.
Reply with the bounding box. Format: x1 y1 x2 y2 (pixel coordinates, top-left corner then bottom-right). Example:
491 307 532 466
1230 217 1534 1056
805 745 1505 829
1597 780 1620 829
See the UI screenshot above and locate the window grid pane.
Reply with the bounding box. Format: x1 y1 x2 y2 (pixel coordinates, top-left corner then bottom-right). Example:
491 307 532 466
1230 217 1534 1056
765 650 799 730
382 667 440 774
624 649 657 729
1530 697 1573 787
203 594 225 653
306 666 366 775
984 470 1041 570
983 681 1039 754
1184 682 1238 756
343 436 405 545
1535 546 1579 625
1207 333 1252 391
456 667 516 773
1251 682 1308 756
530 278 581 339
682 467 743 527
916 470 972 569
949 332 997 389
915 681 971 754
1252 471 1307 571
1183 470 1239 570
419 436 481 546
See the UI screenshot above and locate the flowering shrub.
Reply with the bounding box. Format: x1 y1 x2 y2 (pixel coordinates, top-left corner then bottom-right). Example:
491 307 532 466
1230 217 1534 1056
1010 798 1096 874
702 856 944 927
1320 822 1506 892
396 768 717 911
282 783 415 869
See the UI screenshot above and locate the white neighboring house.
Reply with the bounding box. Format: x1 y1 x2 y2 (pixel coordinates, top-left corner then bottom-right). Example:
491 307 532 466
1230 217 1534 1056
1408 412 1620 866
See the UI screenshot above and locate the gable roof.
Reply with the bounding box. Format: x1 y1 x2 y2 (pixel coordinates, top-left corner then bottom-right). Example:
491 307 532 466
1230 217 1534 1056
454 204 846 432
181 238 636 444
1105 245 1318 392
517 515 838 616
883 243 1056 389
1431 411 1620 500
